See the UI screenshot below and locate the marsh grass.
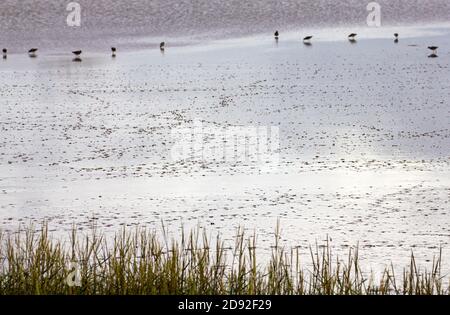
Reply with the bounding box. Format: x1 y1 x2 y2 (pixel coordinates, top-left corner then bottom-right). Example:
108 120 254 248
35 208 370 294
0 223 448 295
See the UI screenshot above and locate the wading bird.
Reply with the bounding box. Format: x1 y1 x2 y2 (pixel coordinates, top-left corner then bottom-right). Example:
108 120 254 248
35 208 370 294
28 48 38 57
274 31 279 39
428 46 438 58
160 42 165 51
72 50 82 62
111 47 116 57
428 46 438 54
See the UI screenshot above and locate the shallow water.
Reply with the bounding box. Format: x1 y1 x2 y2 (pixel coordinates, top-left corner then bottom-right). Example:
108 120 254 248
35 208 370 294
1 24 450 272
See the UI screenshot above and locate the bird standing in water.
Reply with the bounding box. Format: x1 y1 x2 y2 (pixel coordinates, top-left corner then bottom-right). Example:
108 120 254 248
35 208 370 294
2 48 7 59
111 47 117 57
274 31 279 39
28 48 38 57
428 46 438 54
428 46 438 57
160 42 165 51
348 33 357 42
303 36 313 44
394 33 399 43
72 50 82 62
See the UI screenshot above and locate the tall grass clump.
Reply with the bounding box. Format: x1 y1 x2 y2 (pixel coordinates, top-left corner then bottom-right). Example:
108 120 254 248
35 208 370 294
0 223 448 295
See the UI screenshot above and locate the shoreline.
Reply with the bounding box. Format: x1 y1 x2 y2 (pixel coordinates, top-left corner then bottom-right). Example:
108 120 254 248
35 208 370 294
1 23 450 56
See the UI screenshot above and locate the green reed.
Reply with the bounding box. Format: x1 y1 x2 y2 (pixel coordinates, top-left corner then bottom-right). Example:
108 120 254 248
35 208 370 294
0 223 448 295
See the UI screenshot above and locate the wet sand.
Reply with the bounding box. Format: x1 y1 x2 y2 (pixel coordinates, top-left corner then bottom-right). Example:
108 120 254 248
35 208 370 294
1 26 450 273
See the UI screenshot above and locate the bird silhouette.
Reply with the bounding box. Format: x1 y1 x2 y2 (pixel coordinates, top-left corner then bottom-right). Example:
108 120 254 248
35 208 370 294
28 48 38 57
428 46 438 53
394 33 399 43
428 46 438 57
